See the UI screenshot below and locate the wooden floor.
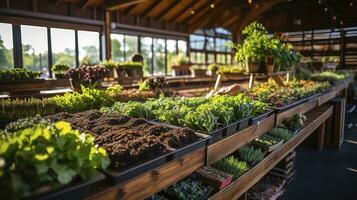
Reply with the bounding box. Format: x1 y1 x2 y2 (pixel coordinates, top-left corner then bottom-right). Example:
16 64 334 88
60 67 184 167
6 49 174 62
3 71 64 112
280 111 357 200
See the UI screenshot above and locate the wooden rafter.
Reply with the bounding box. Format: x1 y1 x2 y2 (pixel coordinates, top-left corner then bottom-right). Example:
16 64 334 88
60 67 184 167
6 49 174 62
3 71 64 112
139 0 159 18
188 0 232 32
123 4 137 15
234 0 284 33
167 0 196 23
155 0 181 20
180 0 212 24
105 0 149 11
80 0 92 9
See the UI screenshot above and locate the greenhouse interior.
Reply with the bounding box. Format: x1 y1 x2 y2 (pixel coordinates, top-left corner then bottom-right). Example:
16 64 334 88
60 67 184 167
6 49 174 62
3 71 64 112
0 0 357 199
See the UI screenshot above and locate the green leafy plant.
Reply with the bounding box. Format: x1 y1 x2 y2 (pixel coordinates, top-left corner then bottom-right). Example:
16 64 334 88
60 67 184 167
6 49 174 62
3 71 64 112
101 101 155 119
0 68 41 81
0 116 51 139
106 84 124 96
311 71 352 85
0 98 57 122
164 179 213 200
51 86 114 113
213 156 249 178
51 64 70 74
0 121 110 198
237 145 264 165
100 60 117 70
118 62 143 70
269 127 294 142
254 134 282 148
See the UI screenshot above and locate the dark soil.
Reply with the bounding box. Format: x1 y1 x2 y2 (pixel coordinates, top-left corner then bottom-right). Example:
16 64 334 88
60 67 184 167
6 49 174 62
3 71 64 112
46 110 199 170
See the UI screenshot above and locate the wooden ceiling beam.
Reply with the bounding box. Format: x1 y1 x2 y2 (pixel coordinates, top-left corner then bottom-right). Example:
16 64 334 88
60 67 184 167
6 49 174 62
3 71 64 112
105 0 149 11
139 0 159 18
155 0 181 20
80 0 92 9
123 4 137 15
188 0 232 32
181 0 214 24
167 0 197 23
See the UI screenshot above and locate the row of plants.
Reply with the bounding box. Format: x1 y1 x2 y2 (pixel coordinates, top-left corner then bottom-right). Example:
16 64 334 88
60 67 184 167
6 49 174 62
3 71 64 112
100 60 144 78
233 22 302 73
249 79 330 107
295 68 352 85
102 94 268 133
0 121 110 199
0 68 41 81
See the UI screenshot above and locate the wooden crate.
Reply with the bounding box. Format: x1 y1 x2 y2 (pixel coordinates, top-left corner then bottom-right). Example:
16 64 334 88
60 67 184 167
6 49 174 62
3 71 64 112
208 105 333 200
206 114 275 165
86 147 206 200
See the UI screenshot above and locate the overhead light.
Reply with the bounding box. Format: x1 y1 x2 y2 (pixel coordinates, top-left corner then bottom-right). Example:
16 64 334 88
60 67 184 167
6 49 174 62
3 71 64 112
340 21 344 25
333 16 337 20
190 10 195 15
255 4 260 8
318 0 322 4
350 2 354 7
324 7 328 12
248 0 253 4
210 3 215 8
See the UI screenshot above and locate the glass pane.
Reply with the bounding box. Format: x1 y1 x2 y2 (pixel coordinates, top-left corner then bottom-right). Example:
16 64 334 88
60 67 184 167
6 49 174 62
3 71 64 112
207 53 215 64
0 23 13 69
215 38 226 52
140 37 152 75
190 35 204 50
206 37 215 51
178 40 187 55
21 25 49 77
111 33 124 62
227 54 231 64
197 52 206 64
217 53 226 64
124 35 138 61
167 39 177 75
190 52 196 63
78 30 100 65
51 28 76 67
153 38 166 75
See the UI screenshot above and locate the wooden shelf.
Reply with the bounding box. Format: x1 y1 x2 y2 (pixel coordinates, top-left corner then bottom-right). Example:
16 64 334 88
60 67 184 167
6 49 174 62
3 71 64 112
207 114 275 165
276 99 318 125
208 104 334 200
86 147 206 200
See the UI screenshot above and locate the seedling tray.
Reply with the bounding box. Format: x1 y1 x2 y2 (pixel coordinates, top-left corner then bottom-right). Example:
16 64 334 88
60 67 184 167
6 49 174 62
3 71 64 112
26 173 105 200
268 97 309 113
105 121 209 184
250 110 274 125
206 126 226 145
224 117 250 136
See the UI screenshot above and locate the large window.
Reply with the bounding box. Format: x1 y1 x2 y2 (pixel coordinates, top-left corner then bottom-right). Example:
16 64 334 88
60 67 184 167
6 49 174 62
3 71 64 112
167 39 177 74
124 35 138 60
153 38 166 75
0 23 13 69
51 28 76 67
21 25 49 77
78 30 100 65
111 33 125 62
178 40 187 55
140 37 152 75
190 35 205 50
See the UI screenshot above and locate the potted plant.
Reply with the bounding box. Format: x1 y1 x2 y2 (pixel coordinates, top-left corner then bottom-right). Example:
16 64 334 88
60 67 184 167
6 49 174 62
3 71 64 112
119 62 144 78
190 65 207 77
100 60 117 78
207 63 221 76
234 22 269 73
67 65 108 92
51 64 70 79
170 53 190 76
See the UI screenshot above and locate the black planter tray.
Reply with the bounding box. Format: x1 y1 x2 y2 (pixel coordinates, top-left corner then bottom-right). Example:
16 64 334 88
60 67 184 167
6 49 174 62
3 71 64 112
250 109 274 125
306 92 322 101
268 97 309 113
105 121 210 184
0 79 45 85
224 117 251 136
26 173 105 200
206 126 226 145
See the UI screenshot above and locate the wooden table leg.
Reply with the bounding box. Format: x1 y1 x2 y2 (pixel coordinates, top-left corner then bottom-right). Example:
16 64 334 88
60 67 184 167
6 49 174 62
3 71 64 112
317 122 326 151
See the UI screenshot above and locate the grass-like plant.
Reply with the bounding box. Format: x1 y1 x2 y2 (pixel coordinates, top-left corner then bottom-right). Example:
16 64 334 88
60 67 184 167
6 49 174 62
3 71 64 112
269 127 294 142
237 145 264 164
213 156 249 178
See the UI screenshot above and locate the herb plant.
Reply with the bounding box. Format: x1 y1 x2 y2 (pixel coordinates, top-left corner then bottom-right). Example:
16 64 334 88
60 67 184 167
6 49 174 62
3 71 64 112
213 156 249 178
51 64 70 74
237 145 265 165
269 127 294 142
0 121 110 198
0 68 41 81
254 134 282 148
164 179 213 200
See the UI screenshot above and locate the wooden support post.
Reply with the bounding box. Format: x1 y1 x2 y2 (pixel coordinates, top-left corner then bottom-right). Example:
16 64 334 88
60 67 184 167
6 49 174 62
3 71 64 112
325 97 346 150
214 74 222 90
248 73 255 90
104 10 112 60
317 122 326 151
286 72 290 82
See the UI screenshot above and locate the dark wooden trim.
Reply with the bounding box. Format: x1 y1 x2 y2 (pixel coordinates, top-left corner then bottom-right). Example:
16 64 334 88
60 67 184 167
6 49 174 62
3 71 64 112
0 8 103 26
12 24 23 68
47 28 53 78
104 11 111 60
105 0 149 11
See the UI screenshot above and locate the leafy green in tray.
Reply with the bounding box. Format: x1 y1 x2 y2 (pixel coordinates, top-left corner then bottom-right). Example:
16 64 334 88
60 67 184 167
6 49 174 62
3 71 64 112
164 179 213 200
254 134 282 148
0 121 110 199
237 145 265 165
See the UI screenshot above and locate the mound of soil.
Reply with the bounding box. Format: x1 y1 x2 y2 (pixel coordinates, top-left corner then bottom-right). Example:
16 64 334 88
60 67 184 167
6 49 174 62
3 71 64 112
47 110 199 170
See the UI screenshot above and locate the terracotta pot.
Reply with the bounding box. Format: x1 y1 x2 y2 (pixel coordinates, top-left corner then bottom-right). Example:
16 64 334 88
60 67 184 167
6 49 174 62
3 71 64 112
265 58 275 73
126 68 143 77
246 62 261 73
